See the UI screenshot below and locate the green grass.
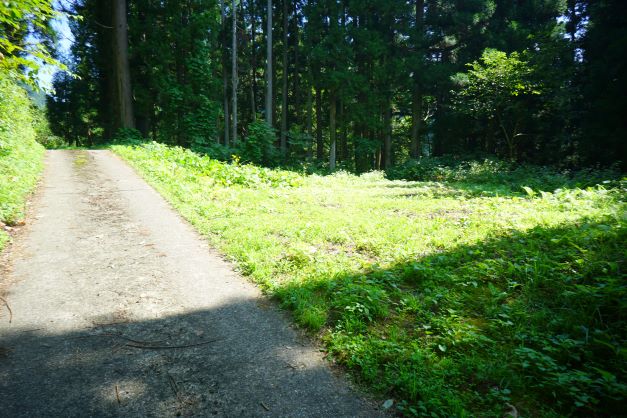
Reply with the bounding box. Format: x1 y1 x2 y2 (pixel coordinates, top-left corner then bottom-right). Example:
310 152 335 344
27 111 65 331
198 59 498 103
0 72 46 251
112 141 626 417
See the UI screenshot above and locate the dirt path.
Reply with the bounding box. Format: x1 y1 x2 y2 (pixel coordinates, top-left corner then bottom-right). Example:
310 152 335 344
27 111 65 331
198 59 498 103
0 150 381 417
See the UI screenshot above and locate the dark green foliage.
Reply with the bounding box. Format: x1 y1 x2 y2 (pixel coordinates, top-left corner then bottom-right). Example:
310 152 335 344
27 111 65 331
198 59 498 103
387 157 623 195
238 121 278 165
111 128 143 145
48 0 625 171
47 0 222 148
578 0 627 168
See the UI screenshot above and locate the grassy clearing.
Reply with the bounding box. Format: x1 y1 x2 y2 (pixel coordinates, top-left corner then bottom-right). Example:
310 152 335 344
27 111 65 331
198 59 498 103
0 73 46 251
112 142 625 417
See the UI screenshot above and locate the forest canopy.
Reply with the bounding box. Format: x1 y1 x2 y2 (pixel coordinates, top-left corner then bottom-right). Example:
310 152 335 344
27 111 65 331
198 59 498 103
46 0 626 171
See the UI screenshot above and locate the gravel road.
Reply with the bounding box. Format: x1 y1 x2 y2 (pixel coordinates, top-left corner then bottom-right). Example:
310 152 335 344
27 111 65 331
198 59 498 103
0 150 382 417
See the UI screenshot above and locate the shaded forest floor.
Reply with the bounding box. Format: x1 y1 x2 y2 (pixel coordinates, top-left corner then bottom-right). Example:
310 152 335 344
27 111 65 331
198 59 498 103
113 142 626 417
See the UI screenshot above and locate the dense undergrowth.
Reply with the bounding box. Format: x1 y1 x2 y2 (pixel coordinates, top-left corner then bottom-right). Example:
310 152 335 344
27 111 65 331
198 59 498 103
387 156 622 196
113 141 625 417
0 72 46 250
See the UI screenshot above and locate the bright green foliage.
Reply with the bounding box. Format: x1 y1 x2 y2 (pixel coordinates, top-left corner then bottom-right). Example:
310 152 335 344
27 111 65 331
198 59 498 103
112 142 301 188
453 49 540 159
0 0 67 88
0 71 45 249
114 142 625 417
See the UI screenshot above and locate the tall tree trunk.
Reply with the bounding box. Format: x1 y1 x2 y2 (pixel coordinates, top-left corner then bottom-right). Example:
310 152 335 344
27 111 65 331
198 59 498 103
272 35 277 133
315 86 323 160
291 1 300 125
339 99 347 161
410 89 422 157
113 0 134 129
265 0 273 126
250 0 257 121
231 0 238 144
329 91 336 170
220 0 230 146
280 0 289 156
306 85 313 159
383 102 392 169
410 0 424 158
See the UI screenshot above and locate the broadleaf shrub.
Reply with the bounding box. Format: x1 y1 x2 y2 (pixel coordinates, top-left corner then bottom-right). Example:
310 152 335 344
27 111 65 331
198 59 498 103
0 71 46 247
238 121 278 166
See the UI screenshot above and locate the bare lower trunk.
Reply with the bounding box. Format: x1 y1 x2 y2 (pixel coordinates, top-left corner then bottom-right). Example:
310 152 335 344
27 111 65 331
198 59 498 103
306 86 313 159
315 86 323 161
410 0 425 158
383 103 392 169
231 0 238 144
220 0 229 145
113 0 134 129
265 0 273 126
250 0 256 122
329 91 336 170
280 0 288 156
410 89 422 158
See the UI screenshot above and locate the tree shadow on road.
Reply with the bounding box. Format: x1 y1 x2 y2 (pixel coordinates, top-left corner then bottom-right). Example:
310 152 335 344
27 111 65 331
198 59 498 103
0 296 378 417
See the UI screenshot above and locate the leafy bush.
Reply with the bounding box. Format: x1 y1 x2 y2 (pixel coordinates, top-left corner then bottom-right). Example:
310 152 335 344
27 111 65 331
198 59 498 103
452 49 540 159
30 105 67 148
286 126 314 163
191 141 234 162
238 121 278 166
0 71 45 248
111 127 144 144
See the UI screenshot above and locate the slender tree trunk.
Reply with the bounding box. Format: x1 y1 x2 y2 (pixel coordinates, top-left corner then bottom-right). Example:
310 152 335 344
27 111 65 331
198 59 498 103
113 0 134 129
272 37 277 133
410 0 424 158
280 0 288 156
329 91 336 170
291 1 300 125
339 99 347 161
250 0 256 121
265 0 273 126
315 86 323 160
410 89 422 157
231 0 238 144
383 102 392 169
306 85 313 159
220 0 230 146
